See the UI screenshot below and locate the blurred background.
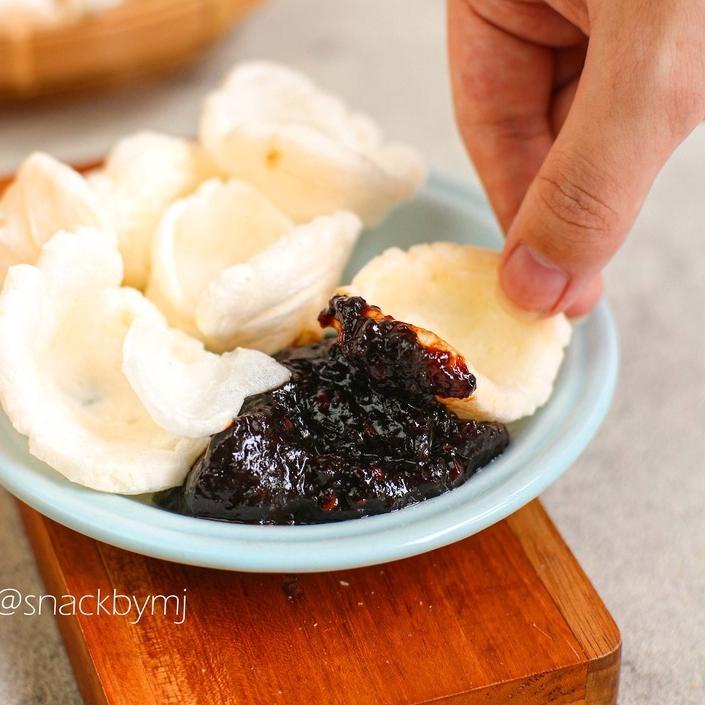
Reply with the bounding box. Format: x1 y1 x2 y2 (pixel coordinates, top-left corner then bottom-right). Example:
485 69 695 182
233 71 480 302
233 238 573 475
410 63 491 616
0 0 467 174
1 1 704 704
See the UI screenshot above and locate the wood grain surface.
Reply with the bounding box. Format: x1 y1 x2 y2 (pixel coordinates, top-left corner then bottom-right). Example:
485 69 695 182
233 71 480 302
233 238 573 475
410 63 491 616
20 500 621 705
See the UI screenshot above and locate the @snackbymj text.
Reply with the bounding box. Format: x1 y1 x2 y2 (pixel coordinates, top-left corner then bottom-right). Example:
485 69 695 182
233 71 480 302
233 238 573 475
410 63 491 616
0 587 187 624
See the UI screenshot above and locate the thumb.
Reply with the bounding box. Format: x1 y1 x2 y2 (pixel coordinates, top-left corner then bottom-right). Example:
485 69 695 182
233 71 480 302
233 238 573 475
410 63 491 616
499 21 704 315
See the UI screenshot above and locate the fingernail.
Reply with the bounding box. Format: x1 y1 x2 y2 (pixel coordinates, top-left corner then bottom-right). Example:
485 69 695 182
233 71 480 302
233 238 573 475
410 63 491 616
500 244 569 314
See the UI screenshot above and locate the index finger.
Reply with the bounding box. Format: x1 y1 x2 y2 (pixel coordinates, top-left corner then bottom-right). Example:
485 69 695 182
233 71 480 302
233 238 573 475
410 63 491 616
448 0 568 230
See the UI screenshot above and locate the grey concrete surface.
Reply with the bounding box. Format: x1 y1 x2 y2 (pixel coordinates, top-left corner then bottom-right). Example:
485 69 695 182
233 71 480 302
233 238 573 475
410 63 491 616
1 1 704 703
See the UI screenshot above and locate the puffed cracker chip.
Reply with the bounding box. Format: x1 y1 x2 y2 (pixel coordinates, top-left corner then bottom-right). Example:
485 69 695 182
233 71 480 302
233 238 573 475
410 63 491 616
196 211 362 354
342 243 572 422
199 61 425 226
0 152 110 286
87 131 219 289
0 228 206 494
146 178 292 337
123 311 290 438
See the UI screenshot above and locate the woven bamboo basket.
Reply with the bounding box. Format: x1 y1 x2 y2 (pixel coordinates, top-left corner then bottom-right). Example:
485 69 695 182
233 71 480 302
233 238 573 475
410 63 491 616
0 0 261 100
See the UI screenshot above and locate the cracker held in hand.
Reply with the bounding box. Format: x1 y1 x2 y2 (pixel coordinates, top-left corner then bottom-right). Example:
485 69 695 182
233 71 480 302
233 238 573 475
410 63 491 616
342 243 572 423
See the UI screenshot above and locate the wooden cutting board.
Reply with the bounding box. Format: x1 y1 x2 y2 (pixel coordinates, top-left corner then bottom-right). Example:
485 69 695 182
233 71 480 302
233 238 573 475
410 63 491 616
20 500 620 705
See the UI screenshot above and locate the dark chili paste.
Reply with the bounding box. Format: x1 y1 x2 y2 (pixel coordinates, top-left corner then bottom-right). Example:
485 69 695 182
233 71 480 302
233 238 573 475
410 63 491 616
155 296 509 524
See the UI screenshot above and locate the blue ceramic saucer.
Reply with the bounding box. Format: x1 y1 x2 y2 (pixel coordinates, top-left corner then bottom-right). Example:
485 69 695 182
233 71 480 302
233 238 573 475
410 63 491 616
0 172 618 572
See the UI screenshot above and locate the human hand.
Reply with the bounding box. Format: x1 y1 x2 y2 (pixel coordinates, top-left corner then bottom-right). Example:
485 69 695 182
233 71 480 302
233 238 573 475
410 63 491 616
448 0 705 316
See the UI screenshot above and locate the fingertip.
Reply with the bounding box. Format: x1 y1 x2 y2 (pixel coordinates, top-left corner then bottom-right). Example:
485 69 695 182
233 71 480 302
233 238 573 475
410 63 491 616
564 275 604 318
499 242 569 315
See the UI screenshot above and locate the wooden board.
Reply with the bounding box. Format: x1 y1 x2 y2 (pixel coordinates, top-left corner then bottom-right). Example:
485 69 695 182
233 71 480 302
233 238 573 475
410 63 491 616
20 500 620 705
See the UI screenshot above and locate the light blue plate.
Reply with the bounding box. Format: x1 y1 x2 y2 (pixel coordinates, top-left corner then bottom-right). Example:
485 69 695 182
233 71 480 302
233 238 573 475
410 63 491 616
0 172 618 573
